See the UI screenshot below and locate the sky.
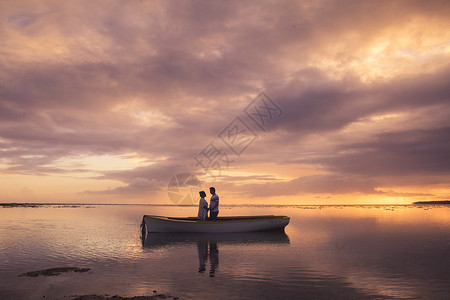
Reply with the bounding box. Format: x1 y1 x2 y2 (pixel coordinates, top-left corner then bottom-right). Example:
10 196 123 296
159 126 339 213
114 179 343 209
0 0 449 205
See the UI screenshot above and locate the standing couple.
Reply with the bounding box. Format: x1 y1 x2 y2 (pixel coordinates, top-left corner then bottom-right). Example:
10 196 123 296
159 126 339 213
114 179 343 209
197 187 219 221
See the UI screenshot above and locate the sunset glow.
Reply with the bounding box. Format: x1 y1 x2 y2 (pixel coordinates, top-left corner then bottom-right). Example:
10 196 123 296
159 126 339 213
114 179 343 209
1 0 449 204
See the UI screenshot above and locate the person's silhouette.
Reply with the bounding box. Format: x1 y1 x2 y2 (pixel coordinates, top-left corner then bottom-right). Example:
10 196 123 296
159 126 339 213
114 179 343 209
209 241 219 277
197 241 208 273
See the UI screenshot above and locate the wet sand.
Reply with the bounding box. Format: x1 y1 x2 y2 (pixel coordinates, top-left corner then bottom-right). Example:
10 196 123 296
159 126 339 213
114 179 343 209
18 267 91 277
17 267 177 299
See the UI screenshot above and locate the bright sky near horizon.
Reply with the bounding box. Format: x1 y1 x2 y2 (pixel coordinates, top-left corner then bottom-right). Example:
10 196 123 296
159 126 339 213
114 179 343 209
1 0 449 205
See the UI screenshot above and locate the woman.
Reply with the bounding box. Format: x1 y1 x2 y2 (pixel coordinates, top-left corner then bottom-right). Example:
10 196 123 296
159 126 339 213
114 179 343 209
197 191 208 221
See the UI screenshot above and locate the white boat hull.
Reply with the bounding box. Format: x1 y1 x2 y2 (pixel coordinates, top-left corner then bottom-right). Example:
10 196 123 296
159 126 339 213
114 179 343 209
143 215 290 233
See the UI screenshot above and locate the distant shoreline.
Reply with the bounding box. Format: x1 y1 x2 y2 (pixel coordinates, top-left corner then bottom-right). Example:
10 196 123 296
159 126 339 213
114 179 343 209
0 203 173 207
0 203 89 208
2 202 450 208
413 200 450 205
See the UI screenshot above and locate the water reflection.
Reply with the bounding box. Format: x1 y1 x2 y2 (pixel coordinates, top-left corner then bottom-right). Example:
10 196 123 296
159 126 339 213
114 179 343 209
2 205 449 299
197 241 219 277
197 241 208 274
142 231 290 248
142 231 290 277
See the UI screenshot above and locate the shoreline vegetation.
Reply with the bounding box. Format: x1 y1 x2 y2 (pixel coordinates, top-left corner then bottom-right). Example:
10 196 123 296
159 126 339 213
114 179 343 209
412 200 450 205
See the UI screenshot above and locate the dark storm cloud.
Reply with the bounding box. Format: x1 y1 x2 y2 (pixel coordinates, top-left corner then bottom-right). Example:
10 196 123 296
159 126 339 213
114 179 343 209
95 163 185 184
235 174 380 197
83 162 204 195
269 65 450 135
83 177 160 195
317 127 450 177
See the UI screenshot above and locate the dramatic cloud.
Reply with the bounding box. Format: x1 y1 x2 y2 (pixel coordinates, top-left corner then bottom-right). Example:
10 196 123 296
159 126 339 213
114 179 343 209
1 0 449 204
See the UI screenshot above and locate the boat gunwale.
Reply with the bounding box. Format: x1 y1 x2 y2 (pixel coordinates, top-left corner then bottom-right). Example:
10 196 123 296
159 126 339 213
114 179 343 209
144 215 290 224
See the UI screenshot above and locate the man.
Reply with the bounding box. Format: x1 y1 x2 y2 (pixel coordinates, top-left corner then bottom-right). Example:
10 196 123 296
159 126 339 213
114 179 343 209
209 187 219 220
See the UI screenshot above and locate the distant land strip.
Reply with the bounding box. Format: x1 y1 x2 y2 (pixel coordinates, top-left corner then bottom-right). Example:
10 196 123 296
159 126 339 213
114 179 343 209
413 200 450 205
0 203 83 208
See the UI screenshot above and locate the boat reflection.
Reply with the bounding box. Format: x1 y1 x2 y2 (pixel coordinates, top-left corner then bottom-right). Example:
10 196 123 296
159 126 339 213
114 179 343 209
142 231 290 248
142 231 290 277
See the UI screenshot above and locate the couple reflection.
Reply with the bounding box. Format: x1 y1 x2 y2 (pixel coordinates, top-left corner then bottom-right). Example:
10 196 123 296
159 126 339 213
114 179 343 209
142 232 290 278
197 240 219 277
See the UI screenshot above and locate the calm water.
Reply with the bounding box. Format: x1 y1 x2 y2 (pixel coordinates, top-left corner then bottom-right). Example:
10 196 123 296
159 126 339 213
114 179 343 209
1 205 449 299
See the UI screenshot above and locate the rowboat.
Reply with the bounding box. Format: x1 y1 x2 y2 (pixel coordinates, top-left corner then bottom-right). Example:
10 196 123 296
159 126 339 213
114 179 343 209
142 215 290 233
